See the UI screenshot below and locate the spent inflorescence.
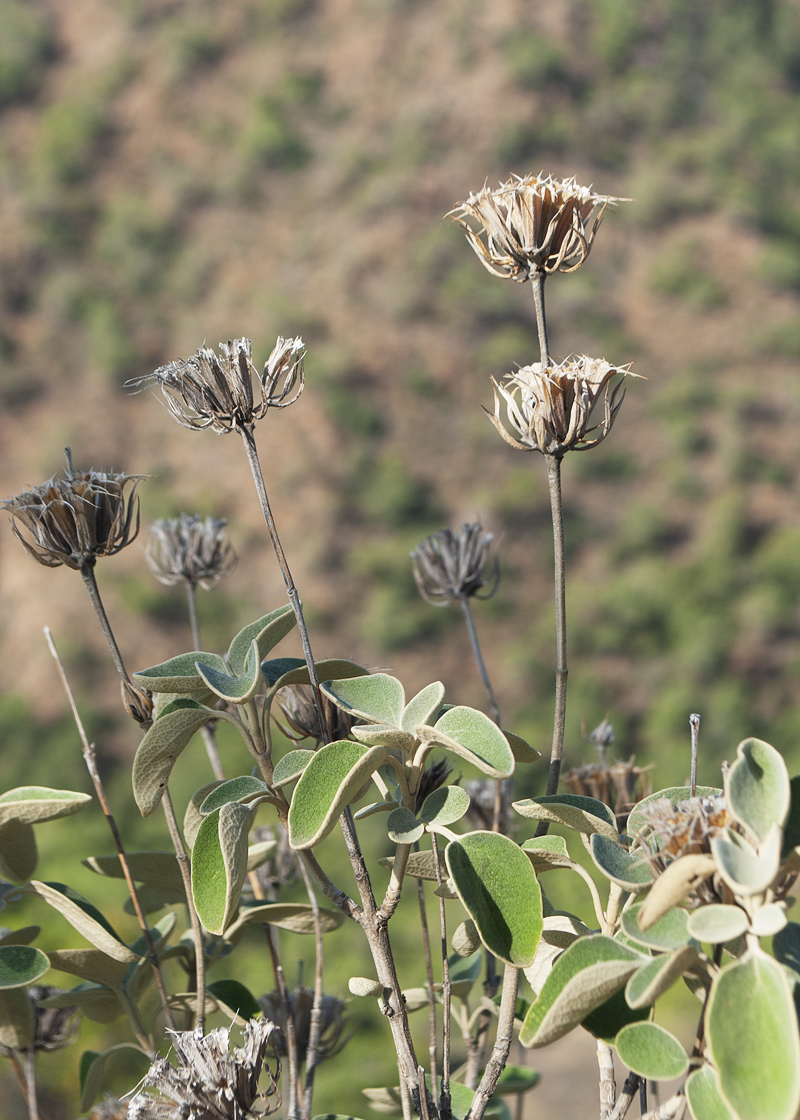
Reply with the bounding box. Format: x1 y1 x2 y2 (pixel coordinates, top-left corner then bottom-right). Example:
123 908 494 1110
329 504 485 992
410 522 499 607
146 513 237 590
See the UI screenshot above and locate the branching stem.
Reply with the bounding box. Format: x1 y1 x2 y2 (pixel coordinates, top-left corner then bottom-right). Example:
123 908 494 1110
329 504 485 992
161 787 205 1034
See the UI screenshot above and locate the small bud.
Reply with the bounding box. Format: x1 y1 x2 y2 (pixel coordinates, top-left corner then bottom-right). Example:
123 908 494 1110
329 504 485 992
348 977 384 998
120 680 153 728
452 919 482 957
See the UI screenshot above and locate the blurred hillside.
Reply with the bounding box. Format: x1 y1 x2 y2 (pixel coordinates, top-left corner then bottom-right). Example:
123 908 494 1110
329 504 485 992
3 0 800 792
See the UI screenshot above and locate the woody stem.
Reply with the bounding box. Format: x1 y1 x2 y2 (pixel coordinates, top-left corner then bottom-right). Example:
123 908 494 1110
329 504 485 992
531 271 550 366
545 454 567 799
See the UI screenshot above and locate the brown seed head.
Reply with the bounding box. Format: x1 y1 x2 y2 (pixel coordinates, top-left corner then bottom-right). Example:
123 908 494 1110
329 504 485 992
449 172 626 280
489 356 631 457
146 513 237 590
274 684 355 746
410 522 499 607
258 988 349 1065
28 986 80 1052
128 1019 280 1119
3 453 142 570
133 337 304 434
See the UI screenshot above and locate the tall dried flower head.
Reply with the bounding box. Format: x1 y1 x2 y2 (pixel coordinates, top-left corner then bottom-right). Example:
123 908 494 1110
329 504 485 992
132 337 304 435
274 684 355 747
128 1020 280 1120
2 452 142 571
449 173 625 280
146 513 237 590
411 522 499 607
489 356 631 458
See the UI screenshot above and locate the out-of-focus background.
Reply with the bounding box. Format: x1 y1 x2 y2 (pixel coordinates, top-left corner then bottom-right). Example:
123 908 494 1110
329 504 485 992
2 0 800 1115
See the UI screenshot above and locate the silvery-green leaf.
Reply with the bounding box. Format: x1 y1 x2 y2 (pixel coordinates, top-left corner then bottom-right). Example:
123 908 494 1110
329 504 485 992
773 922 800 974
246 839 277 871
418 785 470 828
82 852 183 893
711 824 782 896
196 639 261 703
420 707 515 779
227 605 296 675
519 935 643 1048
400 682 445 733
686 904 750 944
401 986 429 1012
589 834 654 892
750 902 788 938
0 987 33 1049
272 751 314 788
708 949 800 1120
224 901 345 941
615 1021 688 1080
354 800 396 820
513 795 617 840
452 919 481 957
26 882 139 963
265 658 367 691
782 775 800 858
133 651 227 694
494 1066 541 1095
625 944 701 1009
503 731 540 764
378 850 448 882
386 808 423 845
205 979 262 1023
349 977 383 997
183 782 224 850
521 836 573 872
0 820 38 882
447 949 482 1000
0 945 49 989
581 985 650 1044
725 737 790 842
191 802 255 935
199 776 268 814
39 982 122 1023
524 912 592 995
627 786 722 838
0 787 91 828
637 854 717 930
288 741 388 850
446 832 542 968
350 725 417 751
620 901 693 952
47 948 129 990
685 1066 736 1120
321 674 405 726
0 926 40 947
79 1044 148 1114
132 701 218 817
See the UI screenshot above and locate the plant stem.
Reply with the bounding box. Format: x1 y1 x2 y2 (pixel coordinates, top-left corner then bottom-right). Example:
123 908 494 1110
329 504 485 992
608 1072 641 1120
459 596 500 726
689 713 700 798
24 1048 38 1120
598 1039 616 1120
544 454 567 799
299 859 325 1120
265 927 300 1120
239 426 327 735
80 563 132 684
185 581 226 780
431 834 451 1120
416 864 439 1095
161 787 205 1033
44 627 174 1035
466 965 519 1120
531 271 550 366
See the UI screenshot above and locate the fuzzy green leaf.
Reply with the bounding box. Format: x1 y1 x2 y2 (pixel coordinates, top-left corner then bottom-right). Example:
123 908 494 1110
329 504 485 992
620 901 693 952
400 682 445 733
227 605 296 675
191 802 255 935
581 985 650 1043
625 945 702 1009
224 901 345 940
288 741 387 850
707 949 800 1120
133 651 227 694
199 776 268 814
39 982 122 1024
0 787 91 828
685 1067 736 1120
321 674 405 726
0 987 34 1049
0 945 49 989
82 851 184 893
184 782 224 850
0 926 40 948
418 785 471 828
589 834 654 892
266 658 367 691
711 824 781 896
637 854 716 930
206 979 262 1023
513 794 617 839
726 738 790 842
27 882 139 963
615 1022 688 1080
494 1065 541 1095
0 820 38 882
350 725 417 751
378 849 449 882
445 832 542 968
196 639 262 703
386 808 423 845
272 751 314 788
47 948 129 989
686 904 750 944
421 707 515 779
750 902 788 938
503 731 540 764
520 935 643 1048
521 836 573 872
132 700 217 817
79 1044 147 1114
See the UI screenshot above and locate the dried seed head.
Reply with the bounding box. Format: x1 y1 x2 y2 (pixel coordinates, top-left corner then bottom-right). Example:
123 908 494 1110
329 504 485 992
562 758 651 831
128 1019 280 1120
146 513 237 590
489 356 631 457
28 986 80 1052
131 337 304 434
449 172 626 280
258 988 349 1065
411 522 499 607
274 684 355 746
3 452 142 571
636 794 737 906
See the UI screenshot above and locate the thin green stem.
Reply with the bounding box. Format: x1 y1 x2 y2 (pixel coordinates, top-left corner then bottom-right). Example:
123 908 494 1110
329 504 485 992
161 787 205 1034
299 859 325 1120
459 596 500 726
531 271 550 366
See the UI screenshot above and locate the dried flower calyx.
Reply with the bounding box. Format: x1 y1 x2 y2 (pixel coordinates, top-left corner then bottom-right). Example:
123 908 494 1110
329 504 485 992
3 452 142 570
147 513 237 590
133 337 304 434
450 173 626 280
274 684 355 747
411 522 499 607
128 1019 280 1120
489 356 631 457
258 988 349 1065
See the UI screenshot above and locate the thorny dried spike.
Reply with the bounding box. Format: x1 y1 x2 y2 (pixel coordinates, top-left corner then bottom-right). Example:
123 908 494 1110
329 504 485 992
410 522 499 607
130 337 304 435
2 452 143 571
489 356 633 458
449 172 627 280
146 513 238 590
128 1019 280 1120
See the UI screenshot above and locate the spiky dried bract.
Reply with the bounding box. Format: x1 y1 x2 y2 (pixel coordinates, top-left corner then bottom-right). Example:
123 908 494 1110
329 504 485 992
489 356 630 457
258 989 349 1065
410 522 499 607
146 514 238 590
274 684 355 747
637 794 735 907
137 337 304 435
562 760 651 831
3 463 142 570
128 1019 280 1120
450 173 624 280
